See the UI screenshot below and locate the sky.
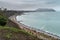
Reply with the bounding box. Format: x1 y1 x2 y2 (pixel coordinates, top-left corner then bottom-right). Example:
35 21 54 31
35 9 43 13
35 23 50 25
0 0 60 11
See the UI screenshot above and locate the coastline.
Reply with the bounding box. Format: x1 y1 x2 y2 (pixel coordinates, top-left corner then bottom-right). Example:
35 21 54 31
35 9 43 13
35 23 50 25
9 12 60 40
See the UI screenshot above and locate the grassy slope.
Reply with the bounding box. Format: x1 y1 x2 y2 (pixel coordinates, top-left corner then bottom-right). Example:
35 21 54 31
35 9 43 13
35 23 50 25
0 26 42 40
0 11 43 40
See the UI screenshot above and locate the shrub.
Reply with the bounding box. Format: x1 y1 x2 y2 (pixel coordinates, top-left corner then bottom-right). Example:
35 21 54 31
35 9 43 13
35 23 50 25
0 15 7 26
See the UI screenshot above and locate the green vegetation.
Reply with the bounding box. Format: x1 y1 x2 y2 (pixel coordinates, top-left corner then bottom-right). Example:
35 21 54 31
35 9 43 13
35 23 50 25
0 11 7 26
0 15 7 26
0 11 41 40
0 26 40 40
0 26 33 36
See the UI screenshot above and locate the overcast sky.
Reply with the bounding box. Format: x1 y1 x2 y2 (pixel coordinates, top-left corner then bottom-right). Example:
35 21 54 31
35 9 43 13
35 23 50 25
0 0 60 11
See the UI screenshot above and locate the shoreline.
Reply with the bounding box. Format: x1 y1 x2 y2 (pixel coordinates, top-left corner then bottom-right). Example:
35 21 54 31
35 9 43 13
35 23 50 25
17 22 60 39
17 22 60 38
9 13 60 40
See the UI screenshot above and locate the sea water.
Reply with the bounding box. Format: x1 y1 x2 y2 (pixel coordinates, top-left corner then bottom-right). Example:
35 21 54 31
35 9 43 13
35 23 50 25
16 12 60 36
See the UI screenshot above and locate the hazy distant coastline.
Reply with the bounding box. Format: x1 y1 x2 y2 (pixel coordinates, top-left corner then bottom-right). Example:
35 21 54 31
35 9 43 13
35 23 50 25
0 8 56 12
35 8 56 12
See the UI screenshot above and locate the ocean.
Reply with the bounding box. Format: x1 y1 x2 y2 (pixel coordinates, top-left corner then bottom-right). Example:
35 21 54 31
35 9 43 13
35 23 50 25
16 11 60 36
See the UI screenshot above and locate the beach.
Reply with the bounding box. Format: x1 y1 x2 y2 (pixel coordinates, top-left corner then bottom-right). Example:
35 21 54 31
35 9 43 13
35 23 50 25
9 12 60 40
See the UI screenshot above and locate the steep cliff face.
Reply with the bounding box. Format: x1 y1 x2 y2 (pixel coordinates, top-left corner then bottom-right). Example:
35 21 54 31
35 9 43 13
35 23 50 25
36 8 55 12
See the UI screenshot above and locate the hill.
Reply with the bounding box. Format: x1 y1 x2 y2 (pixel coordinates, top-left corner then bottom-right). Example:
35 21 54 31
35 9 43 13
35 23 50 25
36 8 55 12
0 11 43 40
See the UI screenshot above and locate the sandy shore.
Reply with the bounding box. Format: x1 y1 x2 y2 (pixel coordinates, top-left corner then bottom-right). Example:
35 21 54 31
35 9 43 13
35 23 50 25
9 13 60 40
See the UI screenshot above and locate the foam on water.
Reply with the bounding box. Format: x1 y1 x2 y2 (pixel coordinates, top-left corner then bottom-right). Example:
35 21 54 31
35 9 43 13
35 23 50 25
16 12 60 36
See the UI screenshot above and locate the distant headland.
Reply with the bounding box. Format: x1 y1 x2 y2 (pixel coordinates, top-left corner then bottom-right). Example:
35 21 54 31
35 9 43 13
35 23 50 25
0 7 56 12
35 8 56 12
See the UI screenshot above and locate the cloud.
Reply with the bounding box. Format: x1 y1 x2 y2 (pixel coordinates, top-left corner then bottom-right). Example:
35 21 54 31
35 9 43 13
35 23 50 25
0 0 60 11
